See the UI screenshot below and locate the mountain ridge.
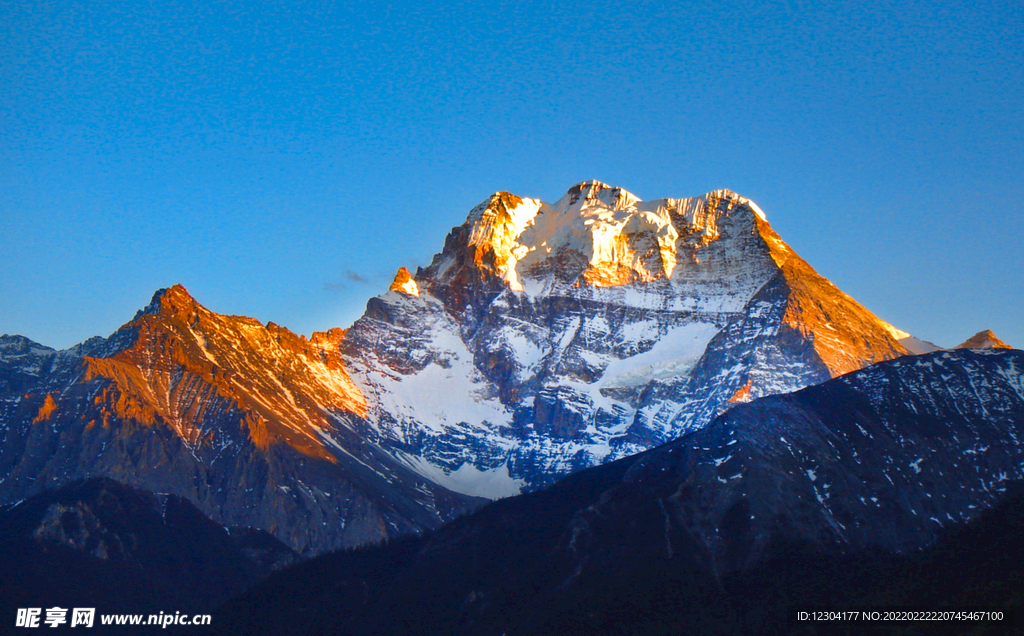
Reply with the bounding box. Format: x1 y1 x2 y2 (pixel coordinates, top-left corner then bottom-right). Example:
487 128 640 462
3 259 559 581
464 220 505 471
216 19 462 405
0 181 1013 553
0 286 482 555
212 348 1024 636
0 477 297 621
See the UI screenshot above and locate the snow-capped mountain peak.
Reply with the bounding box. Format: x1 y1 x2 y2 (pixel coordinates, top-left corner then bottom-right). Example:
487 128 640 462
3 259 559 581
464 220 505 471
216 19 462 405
1 181 1012 559
342 182 934 497
423 184 775 297
552 180 642 213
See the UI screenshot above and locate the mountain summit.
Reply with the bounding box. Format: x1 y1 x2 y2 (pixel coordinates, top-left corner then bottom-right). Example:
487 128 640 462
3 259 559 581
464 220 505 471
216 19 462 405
420 181 767 294
956 329 1012 350
340 183 924 495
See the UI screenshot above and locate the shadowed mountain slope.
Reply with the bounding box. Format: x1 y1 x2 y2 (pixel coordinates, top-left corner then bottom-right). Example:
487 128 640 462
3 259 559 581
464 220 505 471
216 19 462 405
0 477 297 624
214 349 1024 636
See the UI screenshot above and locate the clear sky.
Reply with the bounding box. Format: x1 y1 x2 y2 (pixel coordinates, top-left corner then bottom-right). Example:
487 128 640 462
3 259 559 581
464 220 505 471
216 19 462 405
1 0 1021 350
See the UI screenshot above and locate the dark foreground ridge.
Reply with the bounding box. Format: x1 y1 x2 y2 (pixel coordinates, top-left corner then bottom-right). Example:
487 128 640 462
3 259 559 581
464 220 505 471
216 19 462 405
212 349 1024 635
0 477 297 626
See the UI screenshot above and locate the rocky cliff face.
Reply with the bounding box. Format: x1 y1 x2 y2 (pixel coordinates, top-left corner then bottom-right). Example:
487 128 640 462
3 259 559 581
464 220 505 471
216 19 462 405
341 181 919 495
0 287 481 555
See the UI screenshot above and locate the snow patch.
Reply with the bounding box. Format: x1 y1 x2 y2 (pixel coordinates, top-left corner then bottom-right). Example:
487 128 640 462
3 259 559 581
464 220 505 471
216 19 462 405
598 321 720 389
399 453 525 500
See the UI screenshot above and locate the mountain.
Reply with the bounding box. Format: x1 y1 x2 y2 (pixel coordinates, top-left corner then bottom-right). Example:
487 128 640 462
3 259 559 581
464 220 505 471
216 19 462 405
213 348 1024 636
0 181 1003 554
0 478 296 621
956 329 1012 350
0 287 481 555
340 181 926 496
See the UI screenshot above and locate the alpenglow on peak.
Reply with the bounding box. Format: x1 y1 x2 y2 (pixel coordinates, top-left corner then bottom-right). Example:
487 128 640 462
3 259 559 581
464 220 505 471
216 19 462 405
417 182 770 294
342 180 925 500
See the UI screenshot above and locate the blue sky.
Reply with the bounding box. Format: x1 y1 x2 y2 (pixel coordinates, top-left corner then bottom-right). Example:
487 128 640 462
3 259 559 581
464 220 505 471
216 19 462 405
1 0 1021 349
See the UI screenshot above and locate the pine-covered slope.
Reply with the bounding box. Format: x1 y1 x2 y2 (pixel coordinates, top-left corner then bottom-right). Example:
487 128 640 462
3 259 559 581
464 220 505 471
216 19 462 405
341 181 920 496
0 287 481 555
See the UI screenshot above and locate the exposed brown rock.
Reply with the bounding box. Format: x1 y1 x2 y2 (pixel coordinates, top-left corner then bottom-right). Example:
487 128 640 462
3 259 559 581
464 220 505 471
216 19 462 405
80 286 367 462
728 380 752 403
32 393 58 423
389 267 419 296
754 217 909 377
